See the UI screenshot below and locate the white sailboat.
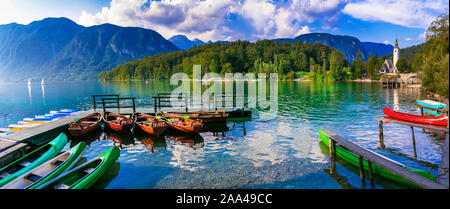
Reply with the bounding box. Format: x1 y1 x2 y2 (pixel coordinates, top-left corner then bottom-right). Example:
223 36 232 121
27 79 31 86
41 78 44 85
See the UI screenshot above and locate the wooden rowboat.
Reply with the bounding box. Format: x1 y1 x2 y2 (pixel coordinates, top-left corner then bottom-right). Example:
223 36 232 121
103 111 133 132
319 129 435 187
132 112 167 138
36 146 120 189
68 112 102 137
1 142 87 189
0 133 68 187
167 110 228 124
161 114 203 134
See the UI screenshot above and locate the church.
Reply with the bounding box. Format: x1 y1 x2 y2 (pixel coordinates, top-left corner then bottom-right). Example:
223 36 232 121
379 38 400 75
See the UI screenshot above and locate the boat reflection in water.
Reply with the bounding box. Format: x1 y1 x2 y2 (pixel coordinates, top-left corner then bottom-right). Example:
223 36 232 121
140 137 167 153
200 123 230 136
166 132 205 150
318 141 411 189
103 130 135 149
69 127 102 146
91 162 121 189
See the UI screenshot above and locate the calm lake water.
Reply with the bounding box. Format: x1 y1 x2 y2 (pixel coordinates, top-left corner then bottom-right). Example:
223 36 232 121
0 80 445 189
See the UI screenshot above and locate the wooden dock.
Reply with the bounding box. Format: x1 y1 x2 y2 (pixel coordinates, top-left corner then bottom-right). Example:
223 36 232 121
321 129 448 189
374 117 448 151
0 110 93 167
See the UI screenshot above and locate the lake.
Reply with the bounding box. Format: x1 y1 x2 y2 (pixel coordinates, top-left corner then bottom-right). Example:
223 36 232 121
0 80 444 189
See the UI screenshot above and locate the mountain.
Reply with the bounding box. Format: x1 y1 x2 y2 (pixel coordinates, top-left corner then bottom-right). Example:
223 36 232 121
382 43 424 64
168 35 205 50
362 42 394 57
0 17 179 81
274 33 369 62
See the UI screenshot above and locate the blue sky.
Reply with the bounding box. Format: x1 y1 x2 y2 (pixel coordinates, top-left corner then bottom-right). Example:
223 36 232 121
0 0 448 48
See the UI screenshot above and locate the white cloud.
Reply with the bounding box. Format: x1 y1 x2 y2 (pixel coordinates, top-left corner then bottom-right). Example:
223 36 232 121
237 0 346 40
383 40 390 44
78 0 237 41
342 0 448 28
417 31 428 40
405 37 413 41
77 0 350 41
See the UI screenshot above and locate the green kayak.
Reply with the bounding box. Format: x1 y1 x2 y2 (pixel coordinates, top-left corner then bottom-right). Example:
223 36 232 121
318 129 435 187
0 132 68 187
36 146 120 189
1 142 88 189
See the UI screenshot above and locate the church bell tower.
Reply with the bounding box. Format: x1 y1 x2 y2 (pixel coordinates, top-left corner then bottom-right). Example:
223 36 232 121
393 37 399 67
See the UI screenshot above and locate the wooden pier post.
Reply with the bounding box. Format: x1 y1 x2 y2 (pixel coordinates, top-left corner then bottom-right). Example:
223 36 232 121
368 161 375 188
378 120 385 149
102 99 106 114
358 155 366 188
411 126 417 159
154 97 157 113
329 139 336 174
132 98 135 114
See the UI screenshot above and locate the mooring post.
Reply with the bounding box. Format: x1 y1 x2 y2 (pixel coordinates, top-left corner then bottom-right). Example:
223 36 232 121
154 97 157 113
328 138 334 173
185 96 188 112
102 99 106 114
93 95 96 111
368 161 375 188
420 106 426 132
116 95 120 111
411 126 417 159
378 120 385 149
132 97 135 114
328 138 334 160
358 155 366 188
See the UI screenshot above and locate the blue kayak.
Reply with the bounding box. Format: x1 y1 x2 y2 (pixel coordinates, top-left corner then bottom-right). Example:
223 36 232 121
417 100 446 116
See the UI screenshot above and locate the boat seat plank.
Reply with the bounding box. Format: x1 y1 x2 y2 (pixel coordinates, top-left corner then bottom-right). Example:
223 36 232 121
84 168 95 174
0 172 11 179
25 173 43 182
53 160 64 166
53 183 70 189
19 161 32 167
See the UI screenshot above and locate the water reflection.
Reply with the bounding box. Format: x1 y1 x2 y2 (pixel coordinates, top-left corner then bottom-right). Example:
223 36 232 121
41 85 45 105
3 81 444 189
27 85 32 104
103 131 136 149
167 133 205 150
69 128 102 146
141 137 167 153
318 140 410 189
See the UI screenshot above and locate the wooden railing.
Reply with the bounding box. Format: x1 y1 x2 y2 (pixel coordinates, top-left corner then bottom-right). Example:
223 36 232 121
92 94 136 113
101 97 136 113
152 92 246 113
92 94 119 111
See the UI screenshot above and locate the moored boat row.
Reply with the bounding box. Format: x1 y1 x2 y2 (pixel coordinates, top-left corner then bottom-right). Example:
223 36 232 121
68 110 229 138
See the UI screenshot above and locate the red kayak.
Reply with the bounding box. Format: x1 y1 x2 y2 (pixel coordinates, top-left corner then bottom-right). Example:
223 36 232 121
383 107 448 126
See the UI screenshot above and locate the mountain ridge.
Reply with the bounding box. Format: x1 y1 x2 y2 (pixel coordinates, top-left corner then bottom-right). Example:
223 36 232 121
0 17 179 81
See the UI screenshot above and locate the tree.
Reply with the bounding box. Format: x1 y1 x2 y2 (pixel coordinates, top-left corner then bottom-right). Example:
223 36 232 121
411 53 423 72
351 50 365 79
420 12 449 98
396 58 410 73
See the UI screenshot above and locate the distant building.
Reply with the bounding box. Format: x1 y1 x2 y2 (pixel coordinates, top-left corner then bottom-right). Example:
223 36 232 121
379 38 400 75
